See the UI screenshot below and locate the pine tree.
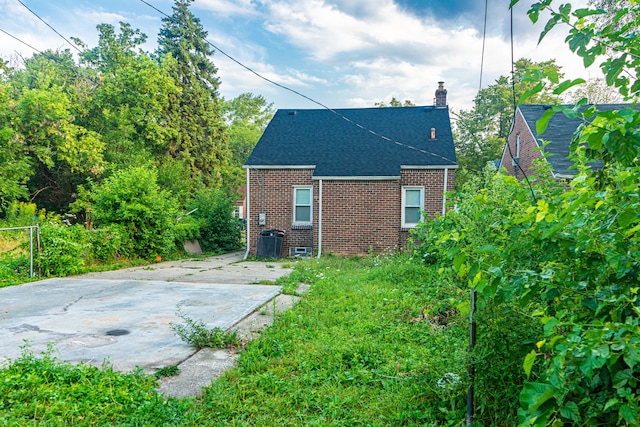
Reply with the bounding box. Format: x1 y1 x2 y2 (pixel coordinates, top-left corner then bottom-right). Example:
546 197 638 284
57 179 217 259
157 0 229 184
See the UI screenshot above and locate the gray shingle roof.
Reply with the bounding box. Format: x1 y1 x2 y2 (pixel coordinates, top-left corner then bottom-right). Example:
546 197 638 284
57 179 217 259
245 106 457 177
518 104 633 176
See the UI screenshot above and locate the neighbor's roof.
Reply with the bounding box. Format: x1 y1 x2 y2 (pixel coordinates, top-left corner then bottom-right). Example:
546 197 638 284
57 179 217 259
244 106 457 178
518 104 634 176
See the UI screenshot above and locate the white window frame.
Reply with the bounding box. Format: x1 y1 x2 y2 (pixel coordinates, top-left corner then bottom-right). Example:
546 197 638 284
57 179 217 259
402 186 424 228
293 186 313 225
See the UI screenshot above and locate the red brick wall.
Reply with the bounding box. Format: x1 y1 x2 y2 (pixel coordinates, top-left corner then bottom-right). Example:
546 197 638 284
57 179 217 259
247 167 456 257
320 180 399 256
247 169 317 258
501 109 546 179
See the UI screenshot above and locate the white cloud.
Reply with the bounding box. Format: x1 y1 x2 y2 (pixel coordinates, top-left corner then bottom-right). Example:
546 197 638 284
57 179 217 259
77 10 128 25
195 0 259 17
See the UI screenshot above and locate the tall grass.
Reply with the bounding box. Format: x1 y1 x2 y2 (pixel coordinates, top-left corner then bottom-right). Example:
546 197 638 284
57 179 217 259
194 255 469 426
0 255 470 426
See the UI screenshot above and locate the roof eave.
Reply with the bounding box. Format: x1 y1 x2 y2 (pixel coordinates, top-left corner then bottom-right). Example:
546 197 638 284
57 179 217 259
311 176 400 181
401 164 459 169
243 165 316 169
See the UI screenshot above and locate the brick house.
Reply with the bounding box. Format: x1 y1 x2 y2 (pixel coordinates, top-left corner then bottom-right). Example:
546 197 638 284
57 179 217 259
499 104 632 179
243 85 457 257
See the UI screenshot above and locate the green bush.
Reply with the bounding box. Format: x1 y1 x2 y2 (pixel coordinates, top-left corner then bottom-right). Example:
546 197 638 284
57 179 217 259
188 188 242 253
85 166 179 258
86 224 131 262
37 224 89 277
1 201 47 226
412 159 640 425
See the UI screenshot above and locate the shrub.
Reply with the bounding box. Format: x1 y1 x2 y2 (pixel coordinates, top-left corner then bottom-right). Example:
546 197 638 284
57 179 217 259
37 224 89 277
86 224 131 262
188 188 242 253
1 201 47 226
85 166 179 258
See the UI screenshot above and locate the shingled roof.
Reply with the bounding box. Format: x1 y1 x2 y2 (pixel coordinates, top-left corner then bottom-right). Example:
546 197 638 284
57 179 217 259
517 104 633 176
244 106 457 178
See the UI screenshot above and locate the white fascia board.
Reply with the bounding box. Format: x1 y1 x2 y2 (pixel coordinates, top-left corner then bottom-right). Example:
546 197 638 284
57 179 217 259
554 173 575 179
243 165 316 169
311 176 400 181
401 165 459 170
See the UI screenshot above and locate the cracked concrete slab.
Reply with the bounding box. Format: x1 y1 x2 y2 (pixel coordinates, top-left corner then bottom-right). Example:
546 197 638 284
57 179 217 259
0 252 292 373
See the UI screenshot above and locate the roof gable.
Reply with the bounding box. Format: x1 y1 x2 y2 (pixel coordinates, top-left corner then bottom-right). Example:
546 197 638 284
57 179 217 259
245 106 457 177
517 104 634 175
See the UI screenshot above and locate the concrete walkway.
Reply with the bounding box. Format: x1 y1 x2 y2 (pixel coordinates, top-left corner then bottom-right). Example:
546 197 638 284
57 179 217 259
0 252 294 396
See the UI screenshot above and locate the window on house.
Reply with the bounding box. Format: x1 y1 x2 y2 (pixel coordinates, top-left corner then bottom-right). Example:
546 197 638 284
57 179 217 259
293 187 312 225
516 134 521 158
402 187 424 228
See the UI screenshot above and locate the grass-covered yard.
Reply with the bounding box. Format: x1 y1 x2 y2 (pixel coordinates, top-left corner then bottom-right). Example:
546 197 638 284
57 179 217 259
0 255 471 426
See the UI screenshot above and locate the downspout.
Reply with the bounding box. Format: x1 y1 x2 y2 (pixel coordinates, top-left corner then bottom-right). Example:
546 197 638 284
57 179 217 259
317 179 323 258
442 168 449 216
243 167 251 260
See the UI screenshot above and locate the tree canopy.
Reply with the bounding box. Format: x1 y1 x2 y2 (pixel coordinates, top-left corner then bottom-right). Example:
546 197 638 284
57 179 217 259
453 58 563 186
0 0 267 216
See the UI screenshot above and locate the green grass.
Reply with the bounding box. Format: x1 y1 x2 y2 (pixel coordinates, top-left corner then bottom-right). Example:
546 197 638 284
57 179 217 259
0 255 470 426
193 255 469 426
0 344 194 426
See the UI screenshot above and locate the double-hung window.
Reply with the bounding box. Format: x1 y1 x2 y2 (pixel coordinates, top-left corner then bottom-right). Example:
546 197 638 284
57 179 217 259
293 187 312 225
402 186 424 228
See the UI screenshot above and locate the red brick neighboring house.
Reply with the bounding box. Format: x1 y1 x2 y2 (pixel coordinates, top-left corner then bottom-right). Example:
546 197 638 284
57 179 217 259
499 104 633 179
243 87 457 257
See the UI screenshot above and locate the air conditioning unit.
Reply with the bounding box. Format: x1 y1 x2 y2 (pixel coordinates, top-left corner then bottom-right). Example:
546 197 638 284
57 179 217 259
512 157 520 166
289 247 312 257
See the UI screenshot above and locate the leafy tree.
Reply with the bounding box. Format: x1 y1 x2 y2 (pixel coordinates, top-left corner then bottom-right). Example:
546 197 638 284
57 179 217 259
8 51 105 212
374 97 416 107
587 0 638 31
78 23 179 169
222 92 274 170
453 58 563 186
157 0 230 184
0 67 30 214
568 77 623 104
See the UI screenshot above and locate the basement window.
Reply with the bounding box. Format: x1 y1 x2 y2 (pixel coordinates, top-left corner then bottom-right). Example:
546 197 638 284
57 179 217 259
402 186 424 228
293 186 312 225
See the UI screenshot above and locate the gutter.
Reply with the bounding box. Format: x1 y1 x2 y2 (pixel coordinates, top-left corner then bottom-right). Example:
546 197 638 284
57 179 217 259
317 179 323 258
243 167 251 260
442 168 449 216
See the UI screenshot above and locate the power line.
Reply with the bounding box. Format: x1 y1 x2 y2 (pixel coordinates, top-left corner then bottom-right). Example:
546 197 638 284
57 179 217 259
0 27 42 53
509 5 537 202
478 0 488 95
138 0 457 165
16 0 82 53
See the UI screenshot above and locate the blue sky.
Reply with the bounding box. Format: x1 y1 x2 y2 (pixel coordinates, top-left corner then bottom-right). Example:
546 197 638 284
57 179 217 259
0 0 592 112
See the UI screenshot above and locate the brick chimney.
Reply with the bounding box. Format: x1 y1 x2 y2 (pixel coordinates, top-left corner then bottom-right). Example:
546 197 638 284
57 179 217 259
435 81 447 108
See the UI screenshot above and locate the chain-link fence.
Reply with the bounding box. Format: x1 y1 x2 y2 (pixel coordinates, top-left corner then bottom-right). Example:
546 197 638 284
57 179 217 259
0 225 39 278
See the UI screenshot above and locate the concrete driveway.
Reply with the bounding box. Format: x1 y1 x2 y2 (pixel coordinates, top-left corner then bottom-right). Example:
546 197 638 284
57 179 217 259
0 252 292 373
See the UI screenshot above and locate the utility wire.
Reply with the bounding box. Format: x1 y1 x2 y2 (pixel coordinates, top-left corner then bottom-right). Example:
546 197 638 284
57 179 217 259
139 0 457 165
16 0 82 53
478 0 488 95
509 5 537 202
0 27 42 53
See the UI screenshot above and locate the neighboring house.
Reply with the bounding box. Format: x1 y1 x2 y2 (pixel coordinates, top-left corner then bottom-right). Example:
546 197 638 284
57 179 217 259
499 104 632 179
243 84 457 257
